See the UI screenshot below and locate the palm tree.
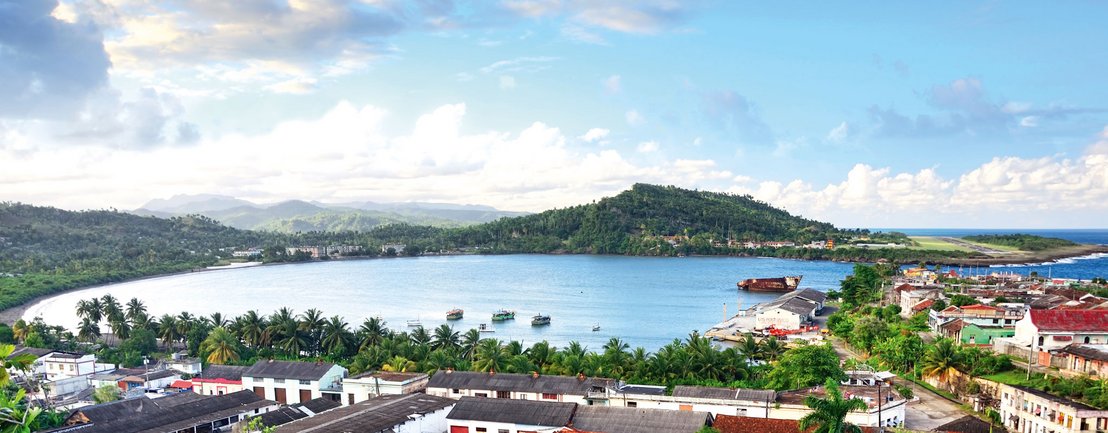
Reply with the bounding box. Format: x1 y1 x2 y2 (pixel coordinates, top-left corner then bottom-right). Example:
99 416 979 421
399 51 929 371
157 314 180 348
410 326 432 347
125 298 147 324
760 336 786 362
299 308 326 355
357 317 388 350
236 310 267 349
738 334 761 363
474 339 506 372
528 341 555 370
461 329 481 360
278 321 307 356
108 317 131 340
175 312 195 343
100 294 123 322
382 355 416 372
919 339 965 386
798 380 868 433
603 338 630 376
200 327 240 364
77 318 100 343
11 320 29 343
321 316 353 356
208 312 229 328
432 325 460 351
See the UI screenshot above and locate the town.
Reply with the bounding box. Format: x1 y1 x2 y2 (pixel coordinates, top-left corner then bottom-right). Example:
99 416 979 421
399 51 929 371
2 263 1106 433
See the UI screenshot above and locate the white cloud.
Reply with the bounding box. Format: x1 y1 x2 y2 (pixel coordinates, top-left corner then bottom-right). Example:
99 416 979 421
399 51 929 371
636 141 659 153
605 75 622 93
579 128 610 143
499 75 517 89
480 57 558 75
265 78 318 95
1020 116 1039 128
826 121 850 143
625 110 645 126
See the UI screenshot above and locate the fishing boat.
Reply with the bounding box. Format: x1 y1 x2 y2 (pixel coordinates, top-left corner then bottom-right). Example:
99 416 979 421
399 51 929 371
592 323 601 332
737 276 802 292
446 308 464 320
406 319 422 327
478 323 495 333
531 314 551 326
491 309 516 322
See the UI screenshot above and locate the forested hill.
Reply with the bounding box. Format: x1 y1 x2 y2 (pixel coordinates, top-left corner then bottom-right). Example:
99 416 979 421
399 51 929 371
445 184 841 254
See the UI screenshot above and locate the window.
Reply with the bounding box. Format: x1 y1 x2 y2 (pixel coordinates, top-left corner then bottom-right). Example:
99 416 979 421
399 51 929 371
475 393 487 398
452 388 461 394
496 391 510 399
542 393 557 400
476 428 487 433
299 379 311 385
1086 337 1092 344
679 404 693 411
499 430 509 433
627 401 637 408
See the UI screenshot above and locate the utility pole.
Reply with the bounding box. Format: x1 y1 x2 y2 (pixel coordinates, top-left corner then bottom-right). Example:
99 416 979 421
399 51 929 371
1027 336 1037 380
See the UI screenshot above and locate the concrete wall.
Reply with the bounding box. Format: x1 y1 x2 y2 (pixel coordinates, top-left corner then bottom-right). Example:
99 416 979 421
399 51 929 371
396 405 452 433
755 309 802 330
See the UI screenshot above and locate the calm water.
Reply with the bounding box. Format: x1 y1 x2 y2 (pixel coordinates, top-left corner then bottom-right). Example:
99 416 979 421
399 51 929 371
24 255 856 351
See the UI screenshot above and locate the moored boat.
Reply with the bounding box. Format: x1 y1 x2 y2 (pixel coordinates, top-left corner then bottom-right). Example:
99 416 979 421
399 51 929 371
446 308 464 320
478 323 494 333
492 309 515 322
592 323 601 332
737 276 802 292
406 319 422 327
531 314 550 326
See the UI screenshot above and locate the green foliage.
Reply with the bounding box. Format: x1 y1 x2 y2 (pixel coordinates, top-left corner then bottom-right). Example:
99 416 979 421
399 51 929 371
243 417 277 433
949 294 977 307
120 328 158 356
838 264 885 308
695 427 720 433
92 384 121 403
963 234 1077 251
798 379 867 433
766 343 844 390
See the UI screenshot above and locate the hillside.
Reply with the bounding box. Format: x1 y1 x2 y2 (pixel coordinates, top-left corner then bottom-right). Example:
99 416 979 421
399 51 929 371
133 195 526 232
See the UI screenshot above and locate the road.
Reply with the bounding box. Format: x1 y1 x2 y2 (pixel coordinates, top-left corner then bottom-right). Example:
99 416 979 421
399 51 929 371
828 336 966 430
939 237 1009 255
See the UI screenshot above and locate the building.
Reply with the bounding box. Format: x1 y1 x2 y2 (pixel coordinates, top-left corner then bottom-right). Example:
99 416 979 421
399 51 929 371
625 385 776 417
42 352 98 381
998 383 1108 433
243 360 347 405
772 384 907 428
45 390 279 433
251 398 342 428
998 310 1108 363
165 351 202 375
192 364 249 396
568 405 712 433
427 370 612 405
342 371 429 404
447 396 577 433
117 369 182 393
1055 344 1108 377
755 297 818 331
899 288 942 318
941 320 1014 346
713 414 879 433
929 304 1025 333
277 393 455 433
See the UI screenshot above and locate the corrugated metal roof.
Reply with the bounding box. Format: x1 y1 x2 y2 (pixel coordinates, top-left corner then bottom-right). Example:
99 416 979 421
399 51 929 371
446 396 576 426
1030 309 1108 332
244 359 339 381
280 393 455 433
427 370 610 396
569 405 710 433
671 386 776 403
1060 344 1108 362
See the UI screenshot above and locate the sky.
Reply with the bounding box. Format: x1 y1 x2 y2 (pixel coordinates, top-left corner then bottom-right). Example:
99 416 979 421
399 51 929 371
1 0 1107 228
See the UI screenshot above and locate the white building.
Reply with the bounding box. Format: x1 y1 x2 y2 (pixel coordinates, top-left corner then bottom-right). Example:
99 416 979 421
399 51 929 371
999 383 1108 433
43 352 99 381
165 352 202 375
605 385 776 417
446 397 577 433
341 371 428 405
427 370 612 404
755 297 818 330
278 393 456 433
242 360 346 405
996 309 1108 365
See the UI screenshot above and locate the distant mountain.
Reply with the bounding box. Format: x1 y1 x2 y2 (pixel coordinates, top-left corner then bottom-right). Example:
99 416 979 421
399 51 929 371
132 195 526 232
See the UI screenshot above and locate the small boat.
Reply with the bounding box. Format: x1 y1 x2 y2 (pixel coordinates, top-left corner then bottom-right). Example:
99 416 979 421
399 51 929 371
478 323 495 333
406 319 422 327
592 323 601 332
447 308 464 320
531 314 551 326
737 276 803 292
491 309 515 322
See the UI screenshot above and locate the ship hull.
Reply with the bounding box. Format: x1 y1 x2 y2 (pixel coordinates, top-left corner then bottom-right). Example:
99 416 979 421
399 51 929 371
737 276 802 292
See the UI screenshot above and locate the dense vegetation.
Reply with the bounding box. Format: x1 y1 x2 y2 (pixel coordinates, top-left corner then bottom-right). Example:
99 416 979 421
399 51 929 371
964 234 1077 251
15 296 845 393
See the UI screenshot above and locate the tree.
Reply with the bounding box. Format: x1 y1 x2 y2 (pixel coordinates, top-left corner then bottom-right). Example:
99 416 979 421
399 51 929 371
358 317 388 350
121 328 158 357
766 343 844 390
321 316 354 356
798 379 868 433
11 320 28 343
77 318 101 343
382 356 416 372
432 325 460 352
125 298 147 324
92 384 121 404
201 327 240 364
919 339 965 386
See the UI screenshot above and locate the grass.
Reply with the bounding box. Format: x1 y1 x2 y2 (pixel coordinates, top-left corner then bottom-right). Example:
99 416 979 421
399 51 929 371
908 236 974 252
981 369 1046 387
959 239 1023 252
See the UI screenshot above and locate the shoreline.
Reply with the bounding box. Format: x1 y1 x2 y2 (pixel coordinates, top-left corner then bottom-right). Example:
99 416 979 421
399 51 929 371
4 246 1107 325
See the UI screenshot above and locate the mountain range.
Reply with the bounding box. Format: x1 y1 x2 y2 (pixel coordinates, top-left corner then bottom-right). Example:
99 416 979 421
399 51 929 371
132 194 528 232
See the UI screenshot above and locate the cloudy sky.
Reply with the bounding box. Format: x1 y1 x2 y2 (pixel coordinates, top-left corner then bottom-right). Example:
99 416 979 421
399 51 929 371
2 0 1106 228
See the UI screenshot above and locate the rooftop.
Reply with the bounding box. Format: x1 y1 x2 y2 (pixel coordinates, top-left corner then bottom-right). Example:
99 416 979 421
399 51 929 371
1059 344 1108 362
48 390 274 433
1029 309 1108 333
427 370 611 396
762 297 818 316
447 396 576 426
713 414 878 433
776 385 899 409
932 415 996 433
1007 384 1104 412
671 385 776 403
195 364 249 381
348 371 428 382
570 405 709 433
244 359 339 381
279 393 454 432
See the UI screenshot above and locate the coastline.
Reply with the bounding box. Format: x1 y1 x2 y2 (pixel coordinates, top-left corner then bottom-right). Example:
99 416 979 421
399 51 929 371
4 245 1106 325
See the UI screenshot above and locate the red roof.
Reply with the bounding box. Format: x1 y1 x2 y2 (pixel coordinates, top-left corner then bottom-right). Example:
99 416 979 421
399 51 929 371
912 299 935 312
191 377 242 385
170 380 193 389
895 284 914 292
962 304 1002 311
1030 310 1108 332
714 415 877 433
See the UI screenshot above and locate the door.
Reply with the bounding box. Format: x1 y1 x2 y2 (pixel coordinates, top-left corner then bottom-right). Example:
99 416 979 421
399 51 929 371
275 387 287 404
449 426 469 433
300 389 312 403
253 387 265 398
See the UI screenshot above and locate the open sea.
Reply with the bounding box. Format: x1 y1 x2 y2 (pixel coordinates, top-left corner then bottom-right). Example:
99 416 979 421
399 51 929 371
22 229 1108 351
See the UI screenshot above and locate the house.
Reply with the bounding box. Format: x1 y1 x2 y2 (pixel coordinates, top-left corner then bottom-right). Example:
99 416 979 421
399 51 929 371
252 397 342 428
1055 344 1108 377
446 396 577 433
777 288 828 313
165 351 202 375
46 390 279 433
42 352 98 381
1008 309 1108 353
567 405 712 433
899 288 942 318
341 371 429 404
955 322 1014 346
755 297 818 331
623 385 776 417
426 370 613 405
928 304 1025 333
192 364 249 396
998 383 1108 433
771 384 907 428
242 360 347 405
277 393 455 433
7 346 54 378
117 369 183 393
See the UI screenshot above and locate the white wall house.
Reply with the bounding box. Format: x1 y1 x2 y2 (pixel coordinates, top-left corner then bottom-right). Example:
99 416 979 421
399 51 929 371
998 309 1108 364
999 383 1108 433
445 397 576 433
341 371 428 405
242 360 346 405
605 385 776 418
43 352 98 381
427 370 610 405
755 297 817 330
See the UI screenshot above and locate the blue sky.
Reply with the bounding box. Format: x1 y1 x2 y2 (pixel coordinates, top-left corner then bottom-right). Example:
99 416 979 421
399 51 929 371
1 0 1107 227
